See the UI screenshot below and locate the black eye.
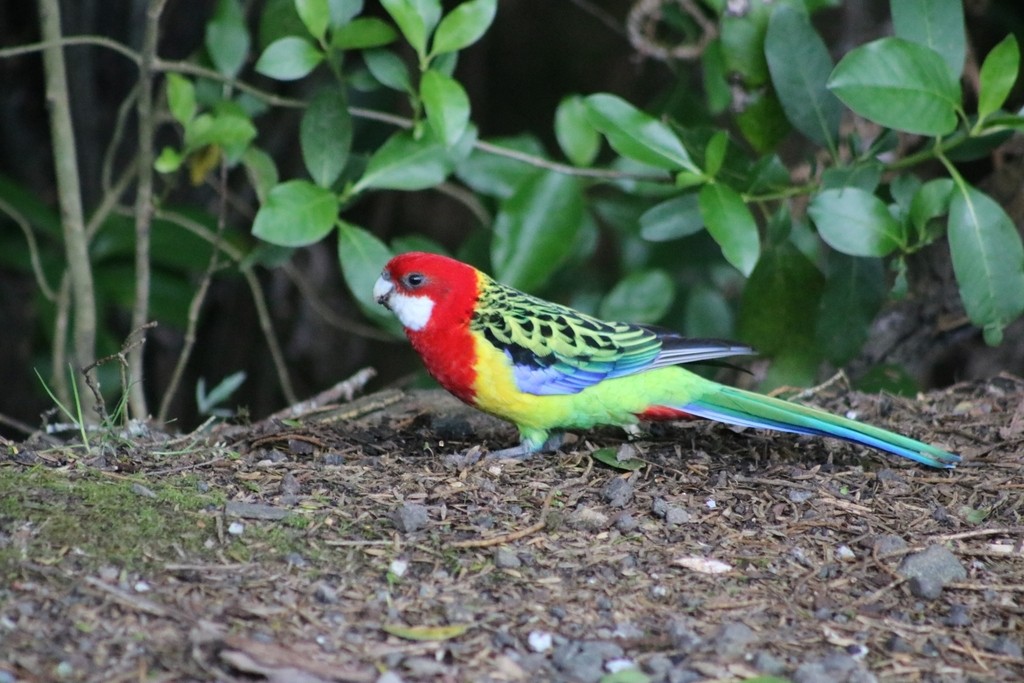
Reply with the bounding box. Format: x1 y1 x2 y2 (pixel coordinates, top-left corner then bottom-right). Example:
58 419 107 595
404 273 425 288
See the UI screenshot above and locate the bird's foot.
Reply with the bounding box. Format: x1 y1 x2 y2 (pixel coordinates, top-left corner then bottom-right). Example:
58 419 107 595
485 433 566 461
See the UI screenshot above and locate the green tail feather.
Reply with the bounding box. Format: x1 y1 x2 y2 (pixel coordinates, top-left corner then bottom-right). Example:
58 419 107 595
683 386 960 469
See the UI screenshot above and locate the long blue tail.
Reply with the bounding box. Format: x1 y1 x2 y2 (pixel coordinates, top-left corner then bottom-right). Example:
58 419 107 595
682 386 960 469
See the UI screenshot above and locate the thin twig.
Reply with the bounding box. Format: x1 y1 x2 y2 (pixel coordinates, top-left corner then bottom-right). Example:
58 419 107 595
128 0 168 420
452 488 558 548
282 262 393 340
155 156 229 424
266 368 377 421
101 85 139 194
0 196 58 301
152 208 298 415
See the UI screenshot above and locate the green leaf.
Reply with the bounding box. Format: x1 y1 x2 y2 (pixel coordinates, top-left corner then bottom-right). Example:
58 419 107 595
599 269 675 323
354 130 450 191
909 178 954 238
820 162 883 192
591 447 646 472
328 0 363 28
720 2 771 85
165 73 196 126
154 147 183 173
255 36 324 80
738 241 825 358
492 171 585 291
703 131 728 177
639 194 703 242
808 188 903 257
337 221 402 332
598 668 651 683
380 0 437 56
701 39 731 115
196 371 247 415
331 17 398 50
947 184 1024 345
420 69 471 147
454 134 546 198
242 146 280 203
300 86 352 187
814 252 886 365
295 0 330 41
555 95 600 167
828 37 961 136
685 286 733 340
364 49 411 92
698 184 760 276
978 35 1020 120
252 180 339 246
183 103 257 162
206 0 250 78
382 623 470 641
431 0 497 56
584 94 697 172
735 89 790 153
764 4 841 149
891 0 965 76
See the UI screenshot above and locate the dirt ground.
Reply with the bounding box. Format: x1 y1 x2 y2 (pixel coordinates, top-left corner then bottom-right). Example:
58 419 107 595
1 373 1023 682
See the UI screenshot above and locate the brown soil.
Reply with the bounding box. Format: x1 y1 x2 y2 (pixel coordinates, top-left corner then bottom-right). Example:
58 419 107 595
1 375 1022 682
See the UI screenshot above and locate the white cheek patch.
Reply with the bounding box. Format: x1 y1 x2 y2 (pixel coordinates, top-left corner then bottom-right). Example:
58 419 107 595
389 291 435 331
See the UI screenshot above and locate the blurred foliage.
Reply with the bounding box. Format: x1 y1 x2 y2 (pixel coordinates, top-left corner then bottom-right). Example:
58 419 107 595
3 0 1024 425
243 0 1024 388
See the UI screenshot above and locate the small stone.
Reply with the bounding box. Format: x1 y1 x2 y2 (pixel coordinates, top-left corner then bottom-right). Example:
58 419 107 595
322 452 346 466
314 582 339 603
713 621 757 659
402 656 447 677
263 449 288 463
664 506 692 525
195 480 210 493
494 547 521 569
752 651 786 675
227 521 244 535
945 603 971 627
871 534 907 555
602 477 634 508
225 501 289 520
898 545 966 599
392 502 429 532
552 641 624 683
284 552 306 566
788 488 813 503
12 450 40 465
666 619 701 652
376 671 404 683
567 506 609 531
651 497 669 517
614 513 638 533
131 483 157 499
983 636 1023 658
886 635 913 653
287 439 314 455
528 631 553 652
279 471 301 495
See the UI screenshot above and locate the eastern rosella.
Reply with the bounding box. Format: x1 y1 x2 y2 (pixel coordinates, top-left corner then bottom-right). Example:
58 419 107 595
373 252 960 468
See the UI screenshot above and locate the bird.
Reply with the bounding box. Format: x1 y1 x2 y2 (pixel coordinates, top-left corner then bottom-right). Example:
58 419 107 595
373 251 960 469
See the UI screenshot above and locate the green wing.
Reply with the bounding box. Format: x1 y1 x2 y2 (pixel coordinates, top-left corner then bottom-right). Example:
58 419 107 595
471 279 752 396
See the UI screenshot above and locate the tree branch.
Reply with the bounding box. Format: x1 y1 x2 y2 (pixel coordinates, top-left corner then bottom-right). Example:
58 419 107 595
38 0 97 420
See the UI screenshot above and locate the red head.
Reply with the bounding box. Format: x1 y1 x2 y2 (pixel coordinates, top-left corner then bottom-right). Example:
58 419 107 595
374 252 482 401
